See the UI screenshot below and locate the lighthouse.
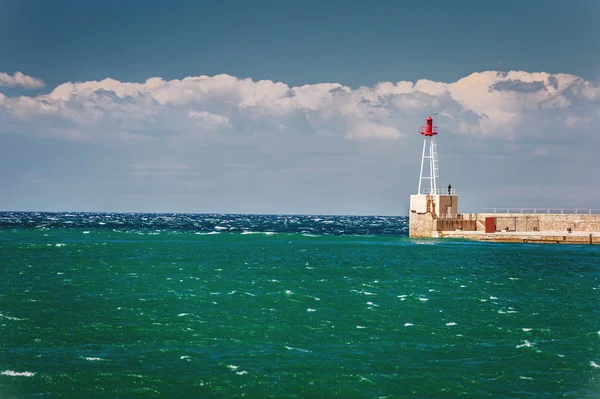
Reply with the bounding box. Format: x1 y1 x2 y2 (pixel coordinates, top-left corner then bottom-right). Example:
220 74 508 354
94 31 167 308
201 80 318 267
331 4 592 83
418 116 439 195
405 118 600 243
409 116 458 237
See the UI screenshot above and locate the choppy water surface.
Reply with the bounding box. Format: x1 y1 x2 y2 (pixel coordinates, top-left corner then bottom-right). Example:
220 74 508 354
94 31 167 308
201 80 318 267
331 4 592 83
1 212 599 398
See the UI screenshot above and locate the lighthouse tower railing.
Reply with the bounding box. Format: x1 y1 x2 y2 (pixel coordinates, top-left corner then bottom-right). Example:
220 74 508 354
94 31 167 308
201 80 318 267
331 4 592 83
431 135 439 180
423 188 456 195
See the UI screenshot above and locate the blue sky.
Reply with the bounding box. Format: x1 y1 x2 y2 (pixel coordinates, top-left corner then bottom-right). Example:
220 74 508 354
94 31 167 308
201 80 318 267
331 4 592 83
1 0 599 214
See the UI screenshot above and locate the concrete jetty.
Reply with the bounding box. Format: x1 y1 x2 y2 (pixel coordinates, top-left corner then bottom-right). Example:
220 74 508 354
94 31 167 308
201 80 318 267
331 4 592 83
408 196 600 244
439 230 600 245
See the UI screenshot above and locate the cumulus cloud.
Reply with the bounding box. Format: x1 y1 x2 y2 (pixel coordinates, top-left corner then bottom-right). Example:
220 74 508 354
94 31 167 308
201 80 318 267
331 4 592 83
346 121 402 141
188 110 231 128
0 71 45 90
0 70 598 143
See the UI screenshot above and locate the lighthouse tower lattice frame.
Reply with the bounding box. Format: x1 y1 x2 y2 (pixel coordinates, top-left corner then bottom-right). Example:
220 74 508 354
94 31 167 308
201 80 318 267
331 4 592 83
417 116 440 195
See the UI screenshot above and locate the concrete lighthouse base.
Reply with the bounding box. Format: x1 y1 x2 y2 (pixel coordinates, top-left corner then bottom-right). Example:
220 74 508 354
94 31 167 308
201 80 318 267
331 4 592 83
409 193 462 238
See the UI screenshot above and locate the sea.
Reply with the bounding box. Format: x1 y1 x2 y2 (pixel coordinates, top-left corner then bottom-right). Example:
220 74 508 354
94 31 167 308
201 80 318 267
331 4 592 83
1 211 599 398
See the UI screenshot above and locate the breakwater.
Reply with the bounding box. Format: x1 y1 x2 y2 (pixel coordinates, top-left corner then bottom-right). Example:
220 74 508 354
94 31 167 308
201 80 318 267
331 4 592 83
408 194 600 244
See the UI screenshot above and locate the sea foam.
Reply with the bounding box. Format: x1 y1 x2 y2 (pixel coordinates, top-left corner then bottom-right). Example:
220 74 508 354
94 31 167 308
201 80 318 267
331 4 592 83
1 370 35 377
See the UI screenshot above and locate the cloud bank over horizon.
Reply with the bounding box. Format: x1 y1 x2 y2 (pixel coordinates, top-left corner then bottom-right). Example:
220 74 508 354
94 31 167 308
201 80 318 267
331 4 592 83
0 69 598 144
0 71 46 90
1 69 599 214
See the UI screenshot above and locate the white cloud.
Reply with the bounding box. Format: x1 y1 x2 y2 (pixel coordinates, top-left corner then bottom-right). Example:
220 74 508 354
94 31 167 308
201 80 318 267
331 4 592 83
0 71 45 90
346 121 402 141
0 70 598 144
188 110 230 128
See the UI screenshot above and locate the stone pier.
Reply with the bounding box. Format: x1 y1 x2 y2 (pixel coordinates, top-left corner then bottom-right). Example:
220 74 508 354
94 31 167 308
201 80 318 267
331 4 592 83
409 199 600 244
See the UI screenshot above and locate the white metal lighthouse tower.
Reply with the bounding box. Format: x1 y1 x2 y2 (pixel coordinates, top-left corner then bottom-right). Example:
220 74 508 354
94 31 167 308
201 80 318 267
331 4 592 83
409 115 459 237
417 116 439 194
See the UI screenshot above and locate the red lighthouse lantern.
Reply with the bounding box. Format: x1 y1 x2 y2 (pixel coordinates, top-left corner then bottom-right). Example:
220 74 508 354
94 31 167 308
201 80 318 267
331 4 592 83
419 116 438 136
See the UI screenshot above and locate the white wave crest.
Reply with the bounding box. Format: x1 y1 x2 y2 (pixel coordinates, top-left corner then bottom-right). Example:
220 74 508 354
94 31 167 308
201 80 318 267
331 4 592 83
516 340 533 348
0 314 24 321
284 345 311 353
1 370 35 377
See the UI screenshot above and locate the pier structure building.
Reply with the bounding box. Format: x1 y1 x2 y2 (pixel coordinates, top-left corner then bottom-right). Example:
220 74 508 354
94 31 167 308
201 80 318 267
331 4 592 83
407 116 600 244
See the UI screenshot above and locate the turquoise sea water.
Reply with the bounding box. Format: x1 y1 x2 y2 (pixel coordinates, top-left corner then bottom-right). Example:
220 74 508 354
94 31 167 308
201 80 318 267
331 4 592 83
1 212 599 398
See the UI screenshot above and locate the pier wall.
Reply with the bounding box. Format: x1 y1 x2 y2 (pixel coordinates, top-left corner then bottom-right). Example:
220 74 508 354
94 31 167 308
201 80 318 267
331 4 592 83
409 211 600 244
478 213 600 233
409 212 435 238
434 219 477 232
439 231 600 245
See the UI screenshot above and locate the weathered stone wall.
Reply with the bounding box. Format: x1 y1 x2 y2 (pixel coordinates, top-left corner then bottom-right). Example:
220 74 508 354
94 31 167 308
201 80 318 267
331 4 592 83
435 219 477 231
476 213 600 233
515 216 540 232
431 194 458 216
538 214 600 232
490 216 540 232
410 195 428 214
409 212 435 238
495 216 517 231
